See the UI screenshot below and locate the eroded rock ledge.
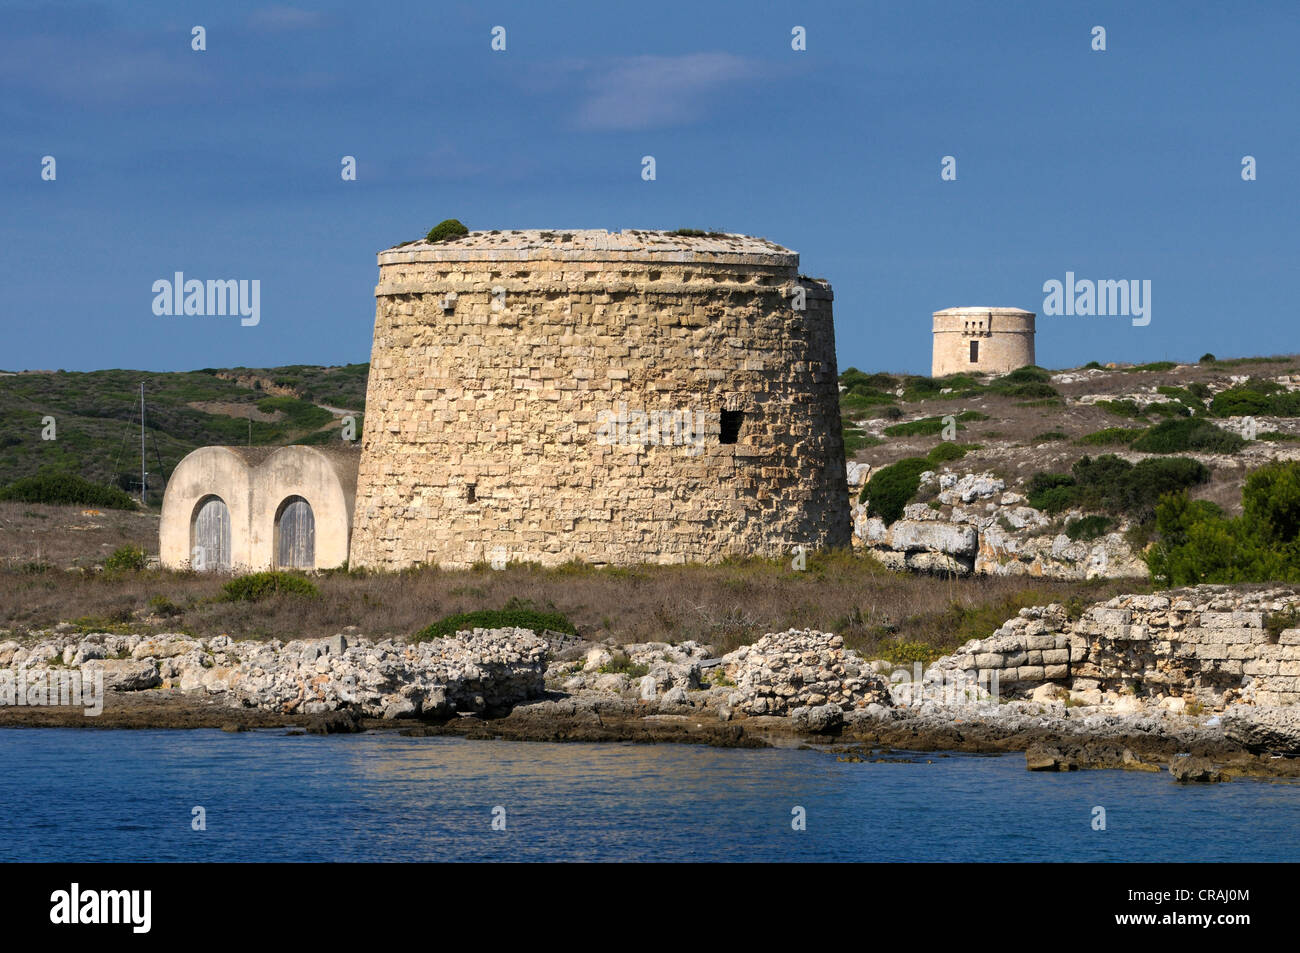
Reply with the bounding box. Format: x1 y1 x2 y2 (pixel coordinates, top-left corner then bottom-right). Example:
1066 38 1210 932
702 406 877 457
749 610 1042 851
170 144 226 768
7 588 1300 778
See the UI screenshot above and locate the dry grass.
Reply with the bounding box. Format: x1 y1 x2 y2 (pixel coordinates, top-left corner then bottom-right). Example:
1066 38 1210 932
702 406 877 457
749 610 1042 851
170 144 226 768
0 502 159 570
0 548 1143 661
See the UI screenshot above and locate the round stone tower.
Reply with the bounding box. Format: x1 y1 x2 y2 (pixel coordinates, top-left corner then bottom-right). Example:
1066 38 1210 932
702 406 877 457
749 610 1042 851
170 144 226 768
931 307 1035 378
349 229 851 570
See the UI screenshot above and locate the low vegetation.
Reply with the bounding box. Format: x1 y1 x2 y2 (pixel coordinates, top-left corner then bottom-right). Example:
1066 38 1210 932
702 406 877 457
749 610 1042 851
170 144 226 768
0 365 366 492
1076 426 1143 446
1065 515 1113 541
883 410 987 437
103 545 147 573
0 471 138 510
1130 417 1245 454
1026 455 1209 522
425 218 469 243
0 538 1140 659
414 601 577 642
858 442 978 523
1210 379 1300 418
221 571 321 602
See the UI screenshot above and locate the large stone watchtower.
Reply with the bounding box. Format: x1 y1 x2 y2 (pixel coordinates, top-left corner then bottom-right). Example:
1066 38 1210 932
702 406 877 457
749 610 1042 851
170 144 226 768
932 307 1035 377
348 229 851 570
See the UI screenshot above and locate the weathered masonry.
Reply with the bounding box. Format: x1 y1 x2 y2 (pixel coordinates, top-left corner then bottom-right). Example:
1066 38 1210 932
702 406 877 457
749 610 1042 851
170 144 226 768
160 445 358 571
349 229 851 569
931 307 1035 377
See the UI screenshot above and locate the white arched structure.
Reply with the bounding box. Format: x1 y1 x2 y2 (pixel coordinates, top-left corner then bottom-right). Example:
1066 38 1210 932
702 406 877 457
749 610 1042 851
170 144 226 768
160 445 357 571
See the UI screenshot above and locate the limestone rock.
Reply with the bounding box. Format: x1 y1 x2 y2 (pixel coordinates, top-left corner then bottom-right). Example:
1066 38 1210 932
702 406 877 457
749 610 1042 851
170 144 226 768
1222 705 1300 755
1168 756 1229 783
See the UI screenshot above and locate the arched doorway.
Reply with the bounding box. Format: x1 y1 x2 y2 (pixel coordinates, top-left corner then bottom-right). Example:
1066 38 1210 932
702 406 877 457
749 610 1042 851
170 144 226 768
275 496 315 569
191 495 231 571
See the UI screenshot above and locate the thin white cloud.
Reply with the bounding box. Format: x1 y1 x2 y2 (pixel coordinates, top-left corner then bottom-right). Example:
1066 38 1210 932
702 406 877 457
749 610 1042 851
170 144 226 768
573 53 759 131
247 6 325 31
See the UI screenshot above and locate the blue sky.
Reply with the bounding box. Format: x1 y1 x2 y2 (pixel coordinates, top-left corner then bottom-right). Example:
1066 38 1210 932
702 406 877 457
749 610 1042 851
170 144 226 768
2 1 1296 375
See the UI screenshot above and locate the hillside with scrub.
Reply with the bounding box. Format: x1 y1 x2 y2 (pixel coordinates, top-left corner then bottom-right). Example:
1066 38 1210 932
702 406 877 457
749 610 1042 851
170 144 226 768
843 353 1300 583
0 363 367 495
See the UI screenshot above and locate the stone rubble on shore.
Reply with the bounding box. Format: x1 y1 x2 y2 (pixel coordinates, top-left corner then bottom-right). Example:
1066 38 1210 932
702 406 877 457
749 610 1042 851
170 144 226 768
719 629 892 730
0 628 549 719
7 585 1300 777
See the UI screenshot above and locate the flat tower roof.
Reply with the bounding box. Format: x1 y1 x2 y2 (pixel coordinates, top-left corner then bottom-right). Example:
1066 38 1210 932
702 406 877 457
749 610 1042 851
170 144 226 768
379 229 798 267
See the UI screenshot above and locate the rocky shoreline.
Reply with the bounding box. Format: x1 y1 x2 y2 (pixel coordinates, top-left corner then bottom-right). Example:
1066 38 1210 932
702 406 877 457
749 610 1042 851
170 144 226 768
5 587 1300 781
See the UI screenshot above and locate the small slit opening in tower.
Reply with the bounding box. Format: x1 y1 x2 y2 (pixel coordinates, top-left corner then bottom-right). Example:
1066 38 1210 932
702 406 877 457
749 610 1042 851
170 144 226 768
720 410 744 445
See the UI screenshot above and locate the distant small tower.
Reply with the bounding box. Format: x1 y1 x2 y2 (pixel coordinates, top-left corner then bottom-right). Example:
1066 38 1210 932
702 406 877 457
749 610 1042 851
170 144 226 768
932 307 1035 377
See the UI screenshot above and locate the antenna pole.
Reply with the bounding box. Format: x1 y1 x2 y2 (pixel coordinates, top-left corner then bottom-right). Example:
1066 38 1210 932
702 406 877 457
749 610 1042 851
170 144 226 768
140 382 147 506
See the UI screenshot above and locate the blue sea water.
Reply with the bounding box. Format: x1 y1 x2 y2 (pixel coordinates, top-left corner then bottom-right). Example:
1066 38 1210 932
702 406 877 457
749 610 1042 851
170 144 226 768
2 728 1297 862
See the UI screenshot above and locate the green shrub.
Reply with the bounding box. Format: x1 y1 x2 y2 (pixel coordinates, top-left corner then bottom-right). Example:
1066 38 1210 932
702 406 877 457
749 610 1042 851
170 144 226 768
842 426 883 454
222 571 320 602
1125 361 1178 373
859 457 930 524
599 650 650 677
1130 417 1245 454
1000 365 1052 383
1200 353 1217 363
103 545 147 572
1146 401 1192 419
1211 381 1300 418
1033 431 1067 442
0 472 136 510
883 411 986 437
1065 515 1112 541
1097 399 1145 419
883 417 948 437
414 606 577 641
148 595 184 618
988 380 1059 399
1025 472 1077 513
1242 461 1300 545
1265 607 1300 643
926 441 978 464
875 639 946 665
840 368 899 393
841 391 896 413
425 219 469 243
1077 426 1143 446
255 395 334 431
1026 455 1209 521
900 377 943 400
1146 462 1300 585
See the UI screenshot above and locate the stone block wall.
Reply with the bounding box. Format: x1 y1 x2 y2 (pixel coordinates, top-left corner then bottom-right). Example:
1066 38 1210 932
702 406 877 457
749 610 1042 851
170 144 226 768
925 587 1300 708
349 230 851 569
